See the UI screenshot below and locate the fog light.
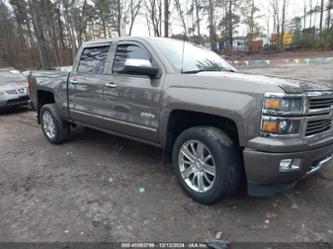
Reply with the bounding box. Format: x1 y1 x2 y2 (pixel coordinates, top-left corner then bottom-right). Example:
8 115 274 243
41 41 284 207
279 158 301 172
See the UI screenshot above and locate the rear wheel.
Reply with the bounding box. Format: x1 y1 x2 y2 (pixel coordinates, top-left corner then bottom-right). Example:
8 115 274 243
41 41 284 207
172 126 241 204
40 104 70 144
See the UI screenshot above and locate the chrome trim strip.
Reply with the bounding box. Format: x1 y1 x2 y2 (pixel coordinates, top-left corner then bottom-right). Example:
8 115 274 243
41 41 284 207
70 109 157 132
306 154 332 176
75 121 161 148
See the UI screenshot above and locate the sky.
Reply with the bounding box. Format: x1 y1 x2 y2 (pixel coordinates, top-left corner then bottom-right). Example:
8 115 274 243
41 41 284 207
2 0 327 38
132 0 325 37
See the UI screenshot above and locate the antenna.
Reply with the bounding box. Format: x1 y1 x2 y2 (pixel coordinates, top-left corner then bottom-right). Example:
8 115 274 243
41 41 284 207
180 39 185 74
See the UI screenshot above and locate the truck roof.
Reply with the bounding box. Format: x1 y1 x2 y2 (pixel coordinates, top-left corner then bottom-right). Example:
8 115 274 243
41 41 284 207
82 36 180 47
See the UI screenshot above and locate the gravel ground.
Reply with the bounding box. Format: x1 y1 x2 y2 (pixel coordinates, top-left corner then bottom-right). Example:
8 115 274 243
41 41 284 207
0 62 332 243
239 62 333 84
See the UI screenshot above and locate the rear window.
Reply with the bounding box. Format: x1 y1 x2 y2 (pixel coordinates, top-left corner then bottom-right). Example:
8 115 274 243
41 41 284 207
77 46 110 73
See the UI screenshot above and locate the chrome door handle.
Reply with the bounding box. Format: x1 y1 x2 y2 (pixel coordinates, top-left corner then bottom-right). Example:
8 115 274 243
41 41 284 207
69 78 78 84
105 82 117 88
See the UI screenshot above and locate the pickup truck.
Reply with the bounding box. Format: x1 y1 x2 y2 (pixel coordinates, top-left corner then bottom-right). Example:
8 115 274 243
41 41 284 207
30 37 333 204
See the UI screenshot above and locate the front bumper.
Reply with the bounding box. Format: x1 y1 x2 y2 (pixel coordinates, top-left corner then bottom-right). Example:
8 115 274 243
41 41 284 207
0 95 30 108
244 142 333 196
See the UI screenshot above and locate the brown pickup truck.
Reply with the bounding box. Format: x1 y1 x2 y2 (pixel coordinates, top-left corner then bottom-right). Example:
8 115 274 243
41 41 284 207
30 37 333 203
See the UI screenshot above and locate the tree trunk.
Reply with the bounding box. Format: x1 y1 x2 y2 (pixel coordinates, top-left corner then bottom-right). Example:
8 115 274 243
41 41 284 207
281 0 287 48
164 0 169 37
208 0 217 52
228 0 233 47
319 0 324 34
194 0 201 36
117 0 122 36
309 0 313 28
327 8 331 29
29 1 50 69
304 5 307 29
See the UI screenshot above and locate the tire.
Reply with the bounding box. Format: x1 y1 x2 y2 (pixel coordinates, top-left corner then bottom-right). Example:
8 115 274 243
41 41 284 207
172 126 241 204
40 104 70 144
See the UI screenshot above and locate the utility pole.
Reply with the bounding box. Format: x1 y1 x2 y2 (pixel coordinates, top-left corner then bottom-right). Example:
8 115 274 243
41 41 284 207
164 0 169 37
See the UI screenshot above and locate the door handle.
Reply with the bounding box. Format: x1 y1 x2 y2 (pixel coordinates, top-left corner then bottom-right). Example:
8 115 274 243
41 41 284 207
69 78 78 84
105 82 117 88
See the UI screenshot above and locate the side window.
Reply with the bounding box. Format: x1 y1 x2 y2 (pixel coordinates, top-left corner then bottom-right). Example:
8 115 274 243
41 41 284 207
112 43 154 73
77 46 110 73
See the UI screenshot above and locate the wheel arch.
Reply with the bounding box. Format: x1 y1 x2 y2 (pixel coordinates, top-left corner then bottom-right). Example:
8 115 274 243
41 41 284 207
162 109 244 165
37 90 55 123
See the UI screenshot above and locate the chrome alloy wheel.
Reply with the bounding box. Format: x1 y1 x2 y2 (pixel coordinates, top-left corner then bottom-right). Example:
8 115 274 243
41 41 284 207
42 111 56 139
178 140 216 193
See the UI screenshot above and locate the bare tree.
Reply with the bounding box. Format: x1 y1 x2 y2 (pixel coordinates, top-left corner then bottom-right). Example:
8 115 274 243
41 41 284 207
145 0 162 36
270 0 280 35
304 3 307 29
327 0 333 29
174 0 188 36
164 0 169 37
319 0 324 34
281 0 288 48
194 0 201 36
28 0 50 69
241 0 262 52
128 0 143 35
207 0 217 52
309 0 313 27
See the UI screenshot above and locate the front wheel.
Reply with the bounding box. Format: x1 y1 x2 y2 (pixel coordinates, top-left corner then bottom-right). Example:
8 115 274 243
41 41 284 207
172 126 241 204
40 104 70 144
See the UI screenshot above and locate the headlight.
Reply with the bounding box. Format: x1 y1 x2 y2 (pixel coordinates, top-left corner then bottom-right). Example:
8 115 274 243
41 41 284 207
263 93 303 115
261 117 301 136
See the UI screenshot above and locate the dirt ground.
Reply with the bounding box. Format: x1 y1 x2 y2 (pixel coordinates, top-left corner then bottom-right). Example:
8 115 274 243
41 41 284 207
0 62 333 243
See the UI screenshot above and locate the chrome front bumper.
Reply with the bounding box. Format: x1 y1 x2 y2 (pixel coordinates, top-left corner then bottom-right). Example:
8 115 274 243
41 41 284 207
305 154 333 176
0 95 30 108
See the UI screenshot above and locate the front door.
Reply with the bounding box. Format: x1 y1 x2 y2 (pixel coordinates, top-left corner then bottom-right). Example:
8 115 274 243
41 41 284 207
68 44 111 127
102 41 164 143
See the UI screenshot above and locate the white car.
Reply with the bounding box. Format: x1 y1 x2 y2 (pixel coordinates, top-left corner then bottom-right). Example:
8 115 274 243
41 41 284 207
54 66 72 72
0 68 30 108
22 70 32 78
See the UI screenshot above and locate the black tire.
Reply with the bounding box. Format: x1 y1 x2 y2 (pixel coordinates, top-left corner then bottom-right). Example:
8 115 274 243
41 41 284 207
40 104 70 144
172 126 241 204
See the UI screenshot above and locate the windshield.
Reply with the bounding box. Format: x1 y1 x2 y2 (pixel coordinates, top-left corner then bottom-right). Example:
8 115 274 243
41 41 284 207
152 39 237 73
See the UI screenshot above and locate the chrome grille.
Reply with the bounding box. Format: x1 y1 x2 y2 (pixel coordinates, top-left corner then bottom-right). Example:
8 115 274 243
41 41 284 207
309 97 333 109
17 88 25 94
5 89 18 95
308 95 333 114
306 119 332 136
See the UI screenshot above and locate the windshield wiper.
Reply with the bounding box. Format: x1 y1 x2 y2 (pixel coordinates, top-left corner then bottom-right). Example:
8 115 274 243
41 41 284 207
182 69 206 74
182 69 237 74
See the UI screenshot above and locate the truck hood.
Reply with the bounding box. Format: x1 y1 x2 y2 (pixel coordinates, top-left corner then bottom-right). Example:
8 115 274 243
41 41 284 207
197 71 333 94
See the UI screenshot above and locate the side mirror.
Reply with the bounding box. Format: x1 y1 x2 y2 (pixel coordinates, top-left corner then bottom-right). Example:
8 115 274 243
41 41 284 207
116 59 159 78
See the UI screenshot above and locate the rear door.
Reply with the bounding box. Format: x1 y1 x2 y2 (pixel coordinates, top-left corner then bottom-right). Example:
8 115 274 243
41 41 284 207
102 41 164 143
68 44 111 126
